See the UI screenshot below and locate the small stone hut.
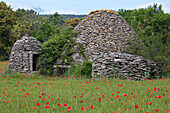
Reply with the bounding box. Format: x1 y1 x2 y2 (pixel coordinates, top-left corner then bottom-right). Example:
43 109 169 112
8 35 41 73
72 9 161 80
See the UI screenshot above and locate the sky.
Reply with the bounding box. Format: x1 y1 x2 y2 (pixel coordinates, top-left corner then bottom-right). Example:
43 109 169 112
3 0 170 14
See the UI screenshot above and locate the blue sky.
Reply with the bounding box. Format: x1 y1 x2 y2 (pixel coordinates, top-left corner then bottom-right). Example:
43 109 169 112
3 0 170 14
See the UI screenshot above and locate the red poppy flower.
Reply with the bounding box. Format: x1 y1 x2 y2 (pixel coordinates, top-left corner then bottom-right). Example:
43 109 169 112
58 103 61 107
81 107 84 111
41 93 45 95
36 103 40 106
91 106 94 109
117 91 120 93
46 102 49 104
112 93 114 96
87 107 90 111
73 95 77 98
26 93 29 95
80 100 83 103
68 108 71 112
102 95 105 97
149 102 152 105
128 97 131 99
158 96 161 98
80 96 83 97
45 105 49 108
155 96 157 98
124 94 127 96
6 101 9 103
165 101 167 103
52 108 55 110
116 95 120 98
64 103 67 106
98 97 101 101
39 95 42 98
37 83 40 86
154 109 159 111
135 104 139 109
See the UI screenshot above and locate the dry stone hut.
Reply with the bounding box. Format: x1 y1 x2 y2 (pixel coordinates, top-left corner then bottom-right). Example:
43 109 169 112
72 9 161 80
8 35 41 73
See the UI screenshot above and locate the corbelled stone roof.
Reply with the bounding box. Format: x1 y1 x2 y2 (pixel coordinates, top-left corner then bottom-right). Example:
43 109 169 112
74 9 135 54
72 9 161 80
8 35 41 73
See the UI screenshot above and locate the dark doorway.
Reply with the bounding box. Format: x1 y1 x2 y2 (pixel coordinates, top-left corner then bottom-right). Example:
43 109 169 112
33 54 39 71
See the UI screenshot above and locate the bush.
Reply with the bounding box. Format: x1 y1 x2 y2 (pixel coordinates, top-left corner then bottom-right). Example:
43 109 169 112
68 61 92 78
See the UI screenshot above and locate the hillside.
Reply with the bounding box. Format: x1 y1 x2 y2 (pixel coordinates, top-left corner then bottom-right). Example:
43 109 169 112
41 14 87 20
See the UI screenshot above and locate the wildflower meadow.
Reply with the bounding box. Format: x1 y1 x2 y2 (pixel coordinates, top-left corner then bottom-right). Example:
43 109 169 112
0 61 169 113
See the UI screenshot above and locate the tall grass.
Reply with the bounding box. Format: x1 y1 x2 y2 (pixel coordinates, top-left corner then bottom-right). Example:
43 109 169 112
0 61 169 113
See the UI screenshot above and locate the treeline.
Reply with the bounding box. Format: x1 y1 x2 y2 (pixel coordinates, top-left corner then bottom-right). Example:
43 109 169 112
118 4 170 76
0 1 169 76
42 14 87 20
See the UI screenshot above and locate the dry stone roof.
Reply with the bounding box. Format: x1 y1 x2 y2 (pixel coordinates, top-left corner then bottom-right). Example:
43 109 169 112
72 9 161 80
8 35 41 73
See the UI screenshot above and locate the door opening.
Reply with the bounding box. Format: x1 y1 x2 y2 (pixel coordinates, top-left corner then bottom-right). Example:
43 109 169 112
33 54 39 71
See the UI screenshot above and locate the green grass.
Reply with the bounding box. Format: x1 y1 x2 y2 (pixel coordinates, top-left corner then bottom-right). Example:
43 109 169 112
0 61 169 113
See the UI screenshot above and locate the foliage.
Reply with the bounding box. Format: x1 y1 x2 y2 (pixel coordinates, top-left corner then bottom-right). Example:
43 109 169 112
38 26 82 76
12 9 47 42
48 12 64 28
68 61 92 78
118 4 170 76
0 2 16 59
62 17 81 28
30 22 59 43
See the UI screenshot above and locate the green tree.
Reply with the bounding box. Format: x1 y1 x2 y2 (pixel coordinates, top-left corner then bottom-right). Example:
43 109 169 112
0 1 16 59
118 4 170 76
31 22 59 43
38 26 77 75
48 12 64 28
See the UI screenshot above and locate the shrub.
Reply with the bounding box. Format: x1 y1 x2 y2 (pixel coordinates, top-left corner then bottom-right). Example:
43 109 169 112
68 61 92 78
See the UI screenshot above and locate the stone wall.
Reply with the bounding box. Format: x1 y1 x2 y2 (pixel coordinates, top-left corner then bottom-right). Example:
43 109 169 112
72 9 161 80
92 52 161 80
8 35 41 73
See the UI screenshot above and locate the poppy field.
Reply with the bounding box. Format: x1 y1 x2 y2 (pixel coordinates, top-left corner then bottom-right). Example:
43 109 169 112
0 61 169 113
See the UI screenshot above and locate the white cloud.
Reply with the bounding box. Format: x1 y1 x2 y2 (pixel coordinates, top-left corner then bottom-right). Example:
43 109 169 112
135 2 170 13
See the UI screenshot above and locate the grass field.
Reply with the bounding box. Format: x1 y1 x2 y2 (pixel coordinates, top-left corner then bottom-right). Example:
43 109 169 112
0 61 169 113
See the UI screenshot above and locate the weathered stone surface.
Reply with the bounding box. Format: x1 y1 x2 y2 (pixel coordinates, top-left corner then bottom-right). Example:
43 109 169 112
8 35 41 73
72 9 161 80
